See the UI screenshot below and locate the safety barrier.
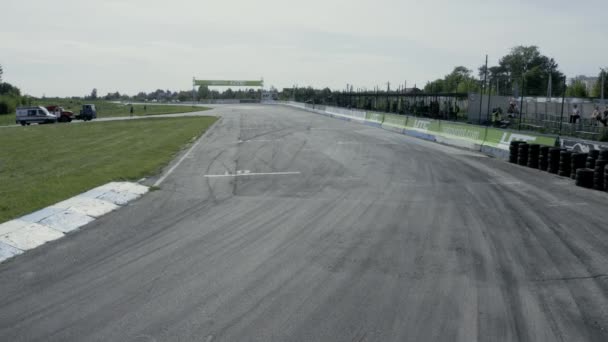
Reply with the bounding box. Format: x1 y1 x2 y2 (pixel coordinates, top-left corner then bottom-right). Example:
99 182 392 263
277 102 558 159
559 137 608 153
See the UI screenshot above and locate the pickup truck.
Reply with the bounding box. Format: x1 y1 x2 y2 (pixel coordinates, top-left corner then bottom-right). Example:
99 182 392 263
45 105 74 123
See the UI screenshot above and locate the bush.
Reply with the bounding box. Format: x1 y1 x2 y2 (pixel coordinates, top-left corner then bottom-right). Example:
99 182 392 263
0 95 19 115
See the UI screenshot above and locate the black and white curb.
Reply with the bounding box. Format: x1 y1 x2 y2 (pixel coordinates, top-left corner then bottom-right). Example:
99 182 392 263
0 182 149 263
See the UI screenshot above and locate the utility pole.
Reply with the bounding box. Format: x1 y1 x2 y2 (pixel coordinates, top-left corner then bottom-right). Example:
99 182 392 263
547 71 553 100
601 68 605 101
387 82 390 112
518 64 528 131
192 77 196 105
479 54 488 124
559 76 567 135
518 75 525 130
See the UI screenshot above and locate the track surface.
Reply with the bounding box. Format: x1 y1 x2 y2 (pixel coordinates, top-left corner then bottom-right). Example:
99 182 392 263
1 104 608 341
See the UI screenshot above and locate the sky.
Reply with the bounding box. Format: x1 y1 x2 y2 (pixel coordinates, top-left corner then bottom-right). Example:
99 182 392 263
1 0 607 97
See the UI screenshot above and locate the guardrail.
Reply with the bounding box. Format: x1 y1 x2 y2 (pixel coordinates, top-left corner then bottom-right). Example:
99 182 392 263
278 101 559 160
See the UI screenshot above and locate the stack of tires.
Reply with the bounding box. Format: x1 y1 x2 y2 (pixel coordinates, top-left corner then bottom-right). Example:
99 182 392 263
576 168 595 188
586 150 600 169
548 148 561 174
509 141 523 164
570 153 588 179
539 146 550 171
594 151 608 191
527 144 540 169
558 151 572 177
518 143 529 166
605 164 608 193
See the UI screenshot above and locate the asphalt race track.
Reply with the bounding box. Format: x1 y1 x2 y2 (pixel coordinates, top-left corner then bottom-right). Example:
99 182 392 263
1 104 608 341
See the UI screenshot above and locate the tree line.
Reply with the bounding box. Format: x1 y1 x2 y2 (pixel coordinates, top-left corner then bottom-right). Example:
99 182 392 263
0 64 28 115
425 45 607 99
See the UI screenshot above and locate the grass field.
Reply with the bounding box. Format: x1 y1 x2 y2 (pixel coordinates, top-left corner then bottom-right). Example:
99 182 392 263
0 99 209 126
0 116 217 223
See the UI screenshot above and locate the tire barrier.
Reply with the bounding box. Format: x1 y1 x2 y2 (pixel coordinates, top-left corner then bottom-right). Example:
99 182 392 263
600 149 608 161
575 168 595 189
527 144 540 169
539 146 550 171
590 149 600 160
605 164 608 193
570 153 588 180
548 148 562 174
594 159 608 191
558 150 572 178
586 156 596 169
509 141 523 164
517 143 529 166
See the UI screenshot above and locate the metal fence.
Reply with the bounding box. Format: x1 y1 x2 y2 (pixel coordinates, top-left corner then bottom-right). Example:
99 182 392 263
468 94 608 141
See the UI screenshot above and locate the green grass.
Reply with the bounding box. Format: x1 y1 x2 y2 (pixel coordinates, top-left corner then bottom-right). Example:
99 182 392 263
0 116 218 223
0 99 210 126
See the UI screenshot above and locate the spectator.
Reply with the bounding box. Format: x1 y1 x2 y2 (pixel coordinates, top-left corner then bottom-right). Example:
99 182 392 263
601 106 608 127
507 99 519 118
569 104 581 124
492 107 503 126
130 105 134 117
591 106 602 126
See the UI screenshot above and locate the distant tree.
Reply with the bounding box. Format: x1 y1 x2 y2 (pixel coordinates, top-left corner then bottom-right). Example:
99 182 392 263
566 79 588 98
134 92 146 101
424 66 479 93
90 88 98 100
424 79 445 93
197 85 209 100
591 69 608 98
224 88 234 99
480 46 565 96
0 78 22 115
0 82 21 96
0 64 3 83
177 90 193 102
104 91 121 100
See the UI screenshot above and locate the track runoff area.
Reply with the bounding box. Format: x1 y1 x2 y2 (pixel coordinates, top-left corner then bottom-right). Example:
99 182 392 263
0 103 607 341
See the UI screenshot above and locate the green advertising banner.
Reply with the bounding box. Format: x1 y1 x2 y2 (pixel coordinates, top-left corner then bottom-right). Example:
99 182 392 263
436 121 487 144
484 128 557 150
365 112 385 123
382 114 407 128
194 79 264 87
405 117 440 133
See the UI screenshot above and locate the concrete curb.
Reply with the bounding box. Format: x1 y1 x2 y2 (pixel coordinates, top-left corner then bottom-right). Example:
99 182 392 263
0 182 149 263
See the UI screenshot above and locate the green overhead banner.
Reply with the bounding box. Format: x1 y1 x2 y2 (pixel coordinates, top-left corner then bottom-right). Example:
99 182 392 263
193 79 264 87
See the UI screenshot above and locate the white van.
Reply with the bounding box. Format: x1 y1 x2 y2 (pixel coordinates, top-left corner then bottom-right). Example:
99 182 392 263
15 106 58 126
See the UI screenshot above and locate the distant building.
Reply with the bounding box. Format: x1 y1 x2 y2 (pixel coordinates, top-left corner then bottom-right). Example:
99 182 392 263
572 75 598 94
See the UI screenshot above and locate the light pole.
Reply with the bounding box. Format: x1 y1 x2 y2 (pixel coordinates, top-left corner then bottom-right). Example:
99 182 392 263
559 76 567 135
601 68 606 101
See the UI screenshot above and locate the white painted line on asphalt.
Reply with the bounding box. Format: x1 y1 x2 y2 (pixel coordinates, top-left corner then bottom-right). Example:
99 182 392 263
204 171 301 178
238 139 281 143
546 201 588 207
154 118 221 187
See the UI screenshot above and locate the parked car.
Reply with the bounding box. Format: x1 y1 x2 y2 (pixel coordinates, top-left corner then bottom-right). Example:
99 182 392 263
45 105 74 122
75 104 97 121
15 106 58 126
